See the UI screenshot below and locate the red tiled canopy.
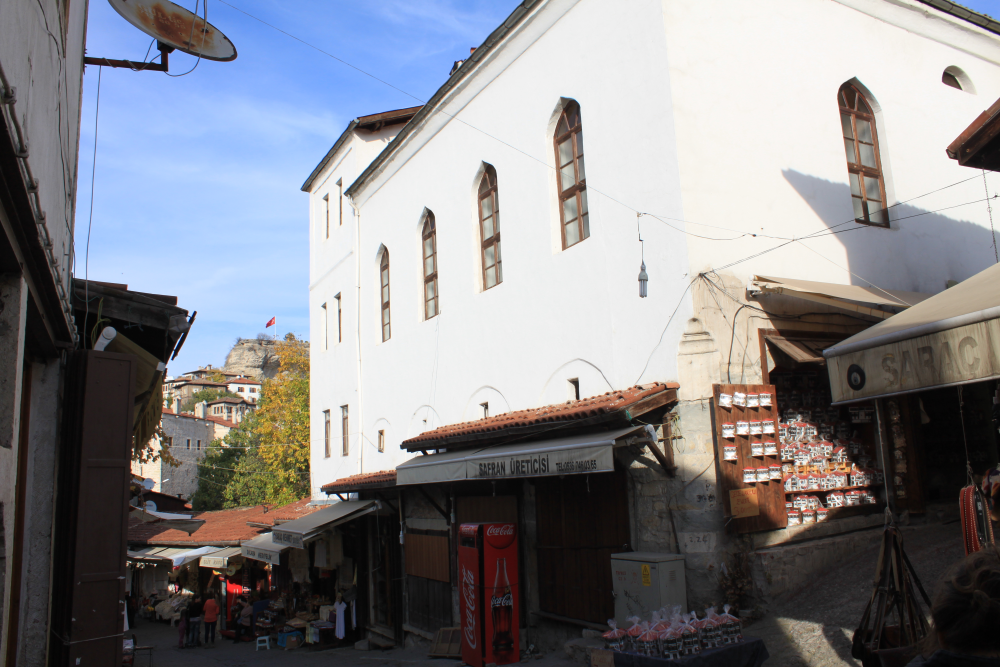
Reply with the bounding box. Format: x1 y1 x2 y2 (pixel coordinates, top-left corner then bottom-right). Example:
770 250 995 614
320 470 396 495
400 382 678 452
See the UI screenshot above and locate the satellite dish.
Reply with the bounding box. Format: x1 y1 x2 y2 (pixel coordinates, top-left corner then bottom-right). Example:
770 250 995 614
107 0 237 62
142 478 156 491
145 500 158 512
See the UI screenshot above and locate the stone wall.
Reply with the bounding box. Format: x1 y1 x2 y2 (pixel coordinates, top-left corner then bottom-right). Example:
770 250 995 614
132 413 215 501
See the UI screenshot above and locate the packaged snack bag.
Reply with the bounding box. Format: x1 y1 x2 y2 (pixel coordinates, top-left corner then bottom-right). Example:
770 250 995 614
679 614 701 656
625 616 643 653
649 611 669 633
602 619 626 651
659 626 683 660
699 607 721 648
636 623 659 657
720 605 743 644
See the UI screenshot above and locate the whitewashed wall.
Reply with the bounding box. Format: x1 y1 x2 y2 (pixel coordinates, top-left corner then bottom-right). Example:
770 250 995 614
307 0 1000 500
308 126 414 497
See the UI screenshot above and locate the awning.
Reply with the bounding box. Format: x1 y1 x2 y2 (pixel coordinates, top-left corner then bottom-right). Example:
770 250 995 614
397 425 646 486
129 507 205 535
824 263 1000 404
200 546 241 568
241 533 286 564
270 500 380 549
764 336 828 364
751 275 930 320
127 550 171 564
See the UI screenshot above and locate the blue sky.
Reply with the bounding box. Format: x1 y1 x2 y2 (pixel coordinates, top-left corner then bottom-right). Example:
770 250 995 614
76 0 521 375
75 0 1000 375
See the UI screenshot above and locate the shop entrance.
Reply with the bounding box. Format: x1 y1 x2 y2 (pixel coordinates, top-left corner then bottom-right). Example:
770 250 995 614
533 470 629 624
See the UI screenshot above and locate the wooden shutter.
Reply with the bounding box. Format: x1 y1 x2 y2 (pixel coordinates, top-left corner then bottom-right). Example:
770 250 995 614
405 533 450 582
50 351 136 666
712 383 787 533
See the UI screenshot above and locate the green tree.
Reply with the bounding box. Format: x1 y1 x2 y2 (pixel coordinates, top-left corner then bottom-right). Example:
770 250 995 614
181 388 240 413
189 334 310 509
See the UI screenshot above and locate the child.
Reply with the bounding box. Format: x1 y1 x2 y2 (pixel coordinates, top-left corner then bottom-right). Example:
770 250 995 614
177 610 189 649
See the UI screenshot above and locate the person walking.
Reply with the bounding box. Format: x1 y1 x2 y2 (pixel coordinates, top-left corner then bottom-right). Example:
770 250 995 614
186 596 203 647
177 610 189 649
202 594 220 648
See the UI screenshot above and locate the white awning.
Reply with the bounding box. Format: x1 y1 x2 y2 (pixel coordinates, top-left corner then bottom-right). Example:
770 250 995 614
129 507 205 535
396 425 646 486
200 546 242 568
241 533 286 564
751 275 930 320
824 263 1000 403
270 500 380 549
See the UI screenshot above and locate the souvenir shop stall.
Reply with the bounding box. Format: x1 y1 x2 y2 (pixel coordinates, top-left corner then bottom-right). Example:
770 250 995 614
824 263 1000 527
238 501 379 649
712 338 888 535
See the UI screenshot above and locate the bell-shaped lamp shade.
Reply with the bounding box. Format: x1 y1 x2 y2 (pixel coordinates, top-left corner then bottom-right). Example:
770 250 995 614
638 261 648 298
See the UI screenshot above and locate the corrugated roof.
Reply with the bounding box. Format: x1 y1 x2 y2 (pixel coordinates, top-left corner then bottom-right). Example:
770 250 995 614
320 470 396 495
401 382 678 452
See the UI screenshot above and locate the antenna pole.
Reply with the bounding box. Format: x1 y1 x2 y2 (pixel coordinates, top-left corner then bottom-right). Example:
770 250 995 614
85 42 173 72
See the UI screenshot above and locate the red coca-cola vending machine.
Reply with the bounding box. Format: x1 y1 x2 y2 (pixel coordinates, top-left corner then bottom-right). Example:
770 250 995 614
458 523 519 667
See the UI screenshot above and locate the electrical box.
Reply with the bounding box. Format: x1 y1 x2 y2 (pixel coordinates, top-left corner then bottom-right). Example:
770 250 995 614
610 552 686 626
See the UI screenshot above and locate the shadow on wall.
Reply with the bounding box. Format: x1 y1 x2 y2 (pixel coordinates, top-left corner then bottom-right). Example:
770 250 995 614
782 170 996 294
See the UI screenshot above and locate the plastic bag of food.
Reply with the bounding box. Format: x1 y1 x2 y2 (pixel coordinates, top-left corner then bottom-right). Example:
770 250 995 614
625 616 644 652
699 607 721 649
658 626 682 660
602 619 626 651
679 613 701 656
636 623 659 657
719 604 743 644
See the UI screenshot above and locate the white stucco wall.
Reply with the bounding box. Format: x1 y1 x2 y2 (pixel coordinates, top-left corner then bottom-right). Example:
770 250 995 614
306 0 1000 500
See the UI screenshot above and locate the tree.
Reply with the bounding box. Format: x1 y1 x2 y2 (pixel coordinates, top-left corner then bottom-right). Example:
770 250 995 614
189 333 310 509
180 388 240 413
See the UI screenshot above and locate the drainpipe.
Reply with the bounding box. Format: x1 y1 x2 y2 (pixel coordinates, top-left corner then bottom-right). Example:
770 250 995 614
349 194 364 476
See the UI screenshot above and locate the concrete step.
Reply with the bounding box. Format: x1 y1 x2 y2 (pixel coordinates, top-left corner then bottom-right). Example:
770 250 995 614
563 637 603 665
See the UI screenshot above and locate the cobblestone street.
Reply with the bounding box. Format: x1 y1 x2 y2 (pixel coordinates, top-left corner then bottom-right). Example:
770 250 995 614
744 519 964 666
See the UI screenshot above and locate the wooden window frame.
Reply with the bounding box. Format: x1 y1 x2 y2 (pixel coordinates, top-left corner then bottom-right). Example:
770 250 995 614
186 439 191 450
380 250 391 342
422 214 439 320
323 193 330 239
341 405 349 456
478 166 502 289
838 84 888 228
323 409 331 458
378 429 385 453
335 293 342 343
321 302 328 350
337 178 343 226
554 102 589 249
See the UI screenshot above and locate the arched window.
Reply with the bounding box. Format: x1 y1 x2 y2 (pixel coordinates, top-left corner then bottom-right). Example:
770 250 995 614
554 101 589 248
422 213 438 320
380 249 391 341
839 83 887 227
478 166 502 289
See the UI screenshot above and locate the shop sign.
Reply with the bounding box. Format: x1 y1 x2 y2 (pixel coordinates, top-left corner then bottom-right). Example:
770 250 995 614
200 555 228 568
468 443 613 480
828 319 1000 403
241 545 280 564
271 530 305 550
729 488 760 519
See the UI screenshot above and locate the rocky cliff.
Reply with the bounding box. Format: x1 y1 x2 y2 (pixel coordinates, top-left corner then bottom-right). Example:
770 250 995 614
223 339 282 379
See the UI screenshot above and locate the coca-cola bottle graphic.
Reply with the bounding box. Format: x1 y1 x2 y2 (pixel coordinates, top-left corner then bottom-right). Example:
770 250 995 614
491 558 514 657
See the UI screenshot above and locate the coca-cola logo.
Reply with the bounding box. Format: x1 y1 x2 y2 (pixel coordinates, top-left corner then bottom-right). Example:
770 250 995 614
490 592 513 608
485 523 516 549
459 524 478 538
461 565 477 649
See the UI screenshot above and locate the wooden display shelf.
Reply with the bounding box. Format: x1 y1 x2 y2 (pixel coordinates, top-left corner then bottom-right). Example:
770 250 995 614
785 484 874 495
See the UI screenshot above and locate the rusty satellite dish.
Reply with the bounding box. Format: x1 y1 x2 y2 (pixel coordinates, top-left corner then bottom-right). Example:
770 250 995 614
108 0 237 62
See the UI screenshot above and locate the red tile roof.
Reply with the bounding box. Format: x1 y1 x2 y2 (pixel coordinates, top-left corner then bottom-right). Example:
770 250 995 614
401 382 679 452
162 408 209 422
205 416 238 428
228 378 261 385
127 498 324 546
320 470 397 495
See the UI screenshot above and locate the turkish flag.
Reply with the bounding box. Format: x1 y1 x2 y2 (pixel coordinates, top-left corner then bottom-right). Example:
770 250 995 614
265 317 276 328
